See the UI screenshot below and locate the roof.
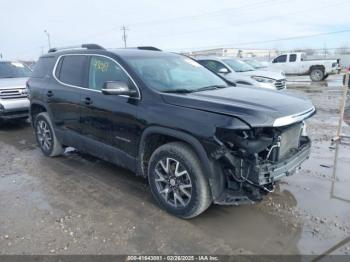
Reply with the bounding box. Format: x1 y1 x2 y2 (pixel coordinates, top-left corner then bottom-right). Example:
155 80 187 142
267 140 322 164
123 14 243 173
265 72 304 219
40 46 174 60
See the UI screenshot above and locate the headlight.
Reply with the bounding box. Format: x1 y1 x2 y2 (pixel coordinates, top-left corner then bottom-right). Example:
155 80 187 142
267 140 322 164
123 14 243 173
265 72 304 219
281 71 285 77
251 76 275 83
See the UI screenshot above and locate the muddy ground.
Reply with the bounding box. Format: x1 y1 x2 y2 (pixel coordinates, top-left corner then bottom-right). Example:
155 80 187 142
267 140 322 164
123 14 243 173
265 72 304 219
0 74 350 256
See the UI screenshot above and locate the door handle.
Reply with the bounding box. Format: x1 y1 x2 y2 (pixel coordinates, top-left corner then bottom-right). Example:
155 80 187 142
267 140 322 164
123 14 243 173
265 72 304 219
83 97 93 105
47 90 53 97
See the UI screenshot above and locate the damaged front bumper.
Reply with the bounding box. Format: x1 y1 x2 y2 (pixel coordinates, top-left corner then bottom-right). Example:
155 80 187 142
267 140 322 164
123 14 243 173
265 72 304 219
214 136 311 205
249 137 311 186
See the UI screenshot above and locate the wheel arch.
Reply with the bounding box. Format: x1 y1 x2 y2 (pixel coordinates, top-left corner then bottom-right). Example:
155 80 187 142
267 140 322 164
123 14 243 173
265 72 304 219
30 101 48 127
138 126 225 200
309 64 325 73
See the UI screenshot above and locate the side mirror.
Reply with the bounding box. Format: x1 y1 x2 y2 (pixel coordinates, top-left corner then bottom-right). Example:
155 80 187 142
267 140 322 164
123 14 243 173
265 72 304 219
218 68 229 74
101 81 138 97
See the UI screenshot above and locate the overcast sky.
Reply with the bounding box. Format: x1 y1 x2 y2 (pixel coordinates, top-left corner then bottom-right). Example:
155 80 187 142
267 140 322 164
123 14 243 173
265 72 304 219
1 0 349 60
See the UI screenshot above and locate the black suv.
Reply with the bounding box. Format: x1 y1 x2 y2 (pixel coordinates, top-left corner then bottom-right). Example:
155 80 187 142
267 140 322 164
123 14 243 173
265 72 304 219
28 44 315 218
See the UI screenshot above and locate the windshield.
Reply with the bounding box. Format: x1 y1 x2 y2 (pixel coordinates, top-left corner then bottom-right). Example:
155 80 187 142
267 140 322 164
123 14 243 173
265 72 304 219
244 59 265 69
126 55 229 92
0 62 32 78
222 59 255 72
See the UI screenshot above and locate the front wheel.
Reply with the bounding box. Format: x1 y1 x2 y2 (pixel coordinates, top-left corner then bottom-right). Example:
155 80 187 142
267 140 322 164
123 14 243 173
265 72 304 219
148 142 212 219
34 112 63 157
310 68 324 82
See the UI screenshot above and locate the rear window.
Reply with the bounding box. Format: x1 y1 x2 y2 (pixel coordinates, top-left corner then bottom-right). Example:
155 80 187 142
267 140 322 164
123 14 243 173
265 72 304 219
31 57 55 78
289 54 297 62
57 55 87 87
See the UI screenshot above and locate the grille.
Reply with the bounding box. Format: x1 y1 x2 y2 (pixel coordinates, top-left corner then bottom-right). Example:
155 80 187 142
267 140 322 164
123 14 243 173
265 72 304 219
278 123 302 159
0 89 27 99
275 79 286 90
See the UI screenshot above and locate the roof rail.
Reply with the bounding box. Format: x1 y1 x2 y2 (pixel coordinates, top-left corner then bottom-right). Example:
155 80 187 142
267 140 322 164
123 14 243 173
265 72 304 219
48 44 105 53
136 46 162 51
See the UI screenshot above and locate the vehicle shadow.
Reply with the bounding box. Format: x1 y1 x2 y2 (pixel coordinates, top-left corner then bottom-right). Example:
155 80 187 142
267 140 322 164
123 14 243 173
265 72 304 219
0 118 30 130
0 119 36 151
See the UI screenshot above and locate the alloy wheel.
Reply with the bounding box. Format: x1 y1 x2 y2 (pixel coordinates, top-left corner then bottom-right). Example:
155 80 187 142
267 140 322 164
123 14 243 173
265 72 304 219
154 157 192 208
36 120 52 152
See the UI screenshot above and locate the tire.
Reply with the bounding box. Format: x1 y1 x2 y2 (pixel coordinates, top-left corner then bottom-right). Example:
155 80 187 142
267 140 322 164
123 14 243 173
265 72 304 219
34 112 63 157
322 74 329 80
148 142 212 219
310 68 324 82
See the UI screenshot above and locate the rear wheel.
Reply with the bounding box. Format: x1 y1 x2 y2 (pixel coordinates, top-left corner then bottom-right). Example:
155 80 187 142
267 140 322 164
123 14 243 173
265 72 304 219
148 142 212 219
34 112 63 157
310 68 324 82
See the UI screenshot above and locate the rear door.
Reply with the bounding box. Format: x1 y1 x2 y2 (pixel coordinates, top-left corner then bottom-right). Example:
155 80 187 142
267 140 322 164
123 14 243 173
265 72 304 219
49 55 88 133
79 55 141 157
286 54 299 74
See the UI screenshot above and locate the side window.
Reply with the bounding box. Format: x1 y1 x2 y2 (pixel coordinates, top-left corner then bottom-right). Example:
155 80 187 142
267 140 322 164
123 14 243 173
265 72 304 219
273 55 287 63
88 56 130 91
31 57 55 78
199 60 227 73
289 54 297 62
58 55 87 87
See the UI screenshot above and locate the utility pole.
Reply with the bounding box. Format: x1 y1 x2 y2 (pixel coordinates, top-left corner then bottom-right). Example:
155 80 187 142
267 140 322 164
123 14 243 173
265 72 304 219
120 26 129 48
44 30 51 50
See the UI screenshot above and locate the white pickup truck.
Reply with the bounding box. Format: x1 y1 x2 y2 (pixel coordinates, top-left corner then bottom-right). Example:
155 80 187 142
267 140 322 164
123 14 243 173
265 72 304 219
269 52 340 81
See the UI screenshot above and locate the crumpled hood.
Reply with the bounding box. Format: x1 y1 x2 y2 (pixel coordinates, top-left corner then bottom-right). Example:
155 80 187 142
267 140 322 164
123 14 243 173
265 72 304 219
0 77 28 90
161 86 315 127
239 70 284 80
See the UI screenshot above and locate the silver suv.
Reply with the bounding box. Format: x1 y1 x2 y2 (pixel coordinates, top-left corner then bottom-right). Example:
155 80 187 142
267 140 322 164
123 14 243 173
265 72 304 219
0 61 31 121
196 57 286 90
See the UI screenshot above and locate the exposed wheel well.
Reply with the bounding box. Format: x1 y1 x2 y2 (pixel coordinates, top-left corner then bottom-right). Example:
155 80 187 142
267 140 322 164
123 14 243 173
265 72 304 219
30 104 47 124
140 133 195 177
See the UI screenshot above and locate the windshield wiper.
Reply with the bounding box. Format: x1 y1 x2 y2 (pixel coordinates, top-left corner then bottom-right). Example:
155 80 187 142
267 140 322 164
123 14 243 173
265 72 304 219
193 85 228 92
163 89 194 94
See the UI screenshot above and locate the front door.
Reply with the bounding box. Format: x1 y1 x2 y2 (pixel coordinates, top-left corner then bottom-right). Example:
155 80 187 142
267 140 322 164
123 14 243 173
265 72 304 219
271 55 288 73
80 55 141 157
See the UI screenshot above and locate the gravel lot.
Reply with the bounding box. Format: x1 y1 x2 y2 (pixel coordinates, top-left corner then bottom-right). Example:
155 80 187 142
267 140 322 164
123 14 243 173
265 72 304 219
0 74 349 255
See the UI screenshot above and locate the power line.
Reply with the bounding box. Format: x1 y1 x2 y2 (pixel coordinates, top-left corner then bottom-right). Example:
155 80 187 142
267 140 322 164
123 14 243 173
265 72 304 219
127 0 280 27
131 0 348 39
169 29 350 52
68 0 283 43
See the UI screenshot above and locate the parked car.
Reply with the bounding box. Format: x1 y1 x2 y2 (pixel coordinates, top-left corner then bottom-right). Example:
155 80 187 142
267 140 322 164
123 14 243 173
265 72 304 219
196 57 286 90
269 52 340 81
0 61 31 121
28 44 315 218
